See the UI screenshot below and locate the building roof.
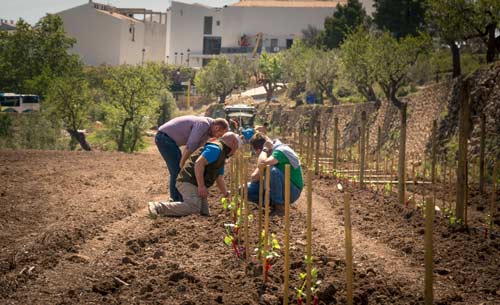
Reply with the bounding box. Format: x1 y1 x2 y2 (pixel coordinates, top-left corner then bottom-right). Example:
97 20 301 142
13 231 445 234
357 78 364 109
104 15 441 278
95 8 138 22
230 0 345 8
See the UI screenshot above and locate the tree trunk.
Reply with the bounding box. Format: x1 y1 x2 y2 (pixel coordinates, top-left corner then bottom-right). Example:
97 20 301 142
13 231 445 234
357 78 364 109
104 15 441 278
265 86 274 102
326 90 339 105
449 41 461 78
67 129 91 151
219 94 226 104
486 22 497 63
118 118 132 152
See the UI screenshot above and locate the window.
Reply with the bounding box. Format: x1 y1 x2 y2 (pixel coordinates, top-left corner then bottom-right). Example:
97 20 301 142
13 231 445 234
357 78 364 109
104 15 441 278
203 36 221 55
270 39 278 52
130 24 135 42
286 39 294 49
204 16 213 35
22 95 39 104
216 20 220 26
0 96 21 107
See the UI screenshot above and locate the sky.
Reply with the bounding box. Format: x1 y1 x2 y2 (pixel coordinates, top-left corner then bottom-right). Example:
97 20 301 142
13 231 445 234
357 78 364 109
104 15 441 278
1 0 237 25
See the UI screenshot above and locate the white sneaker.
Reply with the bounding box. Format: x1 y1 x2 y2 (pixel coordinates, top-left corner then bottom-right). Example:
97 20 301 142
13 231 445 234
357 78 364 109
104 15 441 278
148 202 159 218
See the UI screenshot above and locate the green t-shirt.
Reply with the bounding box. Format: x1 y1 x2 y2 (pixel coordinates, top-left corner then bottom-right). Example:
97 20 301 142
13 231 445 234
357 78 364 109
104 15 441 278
272 150 304 189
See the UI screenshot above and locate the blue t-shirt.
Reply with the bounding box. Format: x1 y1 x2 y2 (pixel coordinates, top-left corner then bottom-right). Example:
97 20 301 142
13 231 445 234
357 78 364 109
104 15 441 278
242 128 255 141
201 143 224 175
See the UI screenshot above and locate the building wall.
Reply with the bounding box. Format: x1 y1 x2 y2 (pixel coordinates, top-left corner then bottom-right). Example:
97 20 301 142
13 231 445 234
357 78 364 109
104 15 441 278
58 3 123 66
167 1 222 66
221 6 335 50
59 2 166 66
144 22 167 63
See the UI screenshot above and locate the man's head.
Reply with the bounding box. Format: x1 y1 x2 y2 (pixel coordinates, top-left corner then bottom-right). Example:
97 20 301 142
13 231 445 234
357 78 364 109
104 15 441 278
249 132 268 154
220 132 242 156
210 118 229 138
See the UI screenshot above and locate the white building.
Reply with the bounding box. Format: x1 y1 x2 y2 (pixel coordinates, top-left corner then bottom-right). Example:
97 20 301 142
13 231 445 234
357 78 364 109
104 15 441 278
57 0 377 67
167 0 341 67
0 19 17 32
58 1 167 66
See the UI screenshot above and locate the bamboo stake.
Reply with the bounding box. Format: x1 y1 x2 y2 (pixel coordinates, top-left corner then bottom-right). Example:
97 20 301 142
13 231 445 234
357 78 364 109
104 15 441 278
376 126 381 172
344 192 353 305
360 111 366 189
306 167 312 305
263 165 271 282
333 117 339 171
299 127 304 157
424 197 435 305
398 103 407 206
431 121 437 207
479 114 486 194
315 120 321 175
258 164 264 259
283 165 291 305
244 152 250 261
443 161 447 210
456 87 470 222
490 160 498 239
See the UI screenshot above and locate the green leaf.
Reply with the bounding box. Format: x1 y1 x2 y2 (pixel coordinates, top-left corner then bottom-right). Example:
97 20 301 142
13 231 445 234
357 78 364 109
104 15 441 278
224 235 233 246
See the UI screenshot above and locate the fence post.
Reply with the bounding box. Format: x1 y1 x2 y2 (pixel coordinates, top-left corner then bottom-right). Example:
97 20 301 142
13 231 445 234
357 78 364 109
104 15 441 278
360 111 366 189
344 192 353 305
315 119 321 175
398 103 407 205
305 167 313 305
479 113 486 194
376 126 381 172
333 117 339 171
283 165 291 305
456 85 470 222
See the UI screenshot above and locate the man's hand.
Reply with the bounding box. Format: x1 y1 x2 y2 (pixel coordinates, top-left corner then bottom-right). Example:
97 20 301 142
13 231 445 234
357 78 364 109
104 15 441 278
198 185 208 198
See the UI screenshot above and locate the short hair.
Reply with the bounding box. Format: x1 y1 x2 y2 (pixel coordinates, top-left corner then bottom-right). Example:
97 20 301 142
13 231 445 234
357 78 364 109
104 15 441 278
213 118 229 130
249 132 267 151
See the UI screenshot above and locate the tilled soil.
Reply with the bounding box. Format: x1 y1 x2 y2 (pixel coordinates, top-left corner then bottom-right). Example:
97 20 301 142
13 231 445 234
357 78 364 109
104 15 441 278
0 150 498 305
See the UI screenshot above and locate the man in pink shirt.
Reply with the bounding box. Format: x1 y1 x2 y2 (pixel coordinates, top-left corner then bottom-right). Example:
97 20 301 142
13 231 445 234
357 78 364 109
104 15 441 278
156 115 229 201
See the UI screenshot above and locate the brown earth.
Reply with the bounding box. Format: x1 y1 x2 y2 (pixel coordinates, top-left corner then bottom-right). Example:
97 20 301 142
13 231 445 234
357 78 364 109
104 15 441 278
1 148 498 305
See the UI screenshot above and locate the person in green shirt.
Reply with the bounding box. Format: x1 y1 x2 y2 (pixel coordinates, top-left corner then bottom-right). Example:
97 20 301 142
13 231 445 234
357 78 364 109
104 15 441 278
247 133 303 208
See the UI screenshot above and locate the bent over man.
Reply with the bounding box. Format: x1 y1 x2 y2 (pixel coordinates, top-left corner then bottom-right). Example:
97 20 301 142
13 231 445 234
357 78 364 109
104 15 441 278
149 132 241 217
247 133 303 209
156 115 229 201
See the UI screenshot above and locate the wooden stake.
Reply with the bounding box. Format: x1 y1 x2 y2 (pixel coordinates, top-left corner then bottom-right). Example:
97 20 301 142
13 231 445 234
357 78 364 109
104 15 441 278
479 113 486 194
456 85 470 222
333 117 339 171
263 165 271 282
443 161 447 210
424 197 435 305
258 164 264 259
344 192 353 305
244 152 250 261
306 167 312 305
431 121 437 207
299 127 304 157
283 165 291 305
398 103 407 205
490 160 498 239
376 126 381 172
315 120 321 175
360 111 366 189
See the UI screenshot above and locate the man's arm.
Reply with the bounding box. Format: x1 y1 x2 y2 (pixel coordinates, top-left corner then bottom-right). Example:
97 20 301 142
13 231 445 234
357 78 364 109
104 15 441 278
215 175 230 198
194 155 209 198
180 147 192 168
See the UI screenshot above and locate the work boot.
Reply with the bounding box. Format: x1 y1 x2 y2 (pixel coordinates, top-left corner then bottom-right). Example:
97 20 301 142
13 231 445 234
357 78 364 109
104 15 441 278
200 201 210 216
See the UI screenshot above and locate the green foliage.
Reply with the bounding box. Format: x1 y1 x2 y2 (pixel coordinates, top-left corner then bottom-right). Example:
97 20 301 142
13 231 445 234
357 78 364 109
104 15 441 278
157 89 177 126
195 56 249 103
295 257 321 301
370 32 431 108
0 113 66 150
373 0 426 38
0 14 83 96
301 25 322 48
306 49 340 104
340 27 378 103
100 65 162 152
320 0 367 49
255 52 285 102
0 114 13 138
45 77 92 133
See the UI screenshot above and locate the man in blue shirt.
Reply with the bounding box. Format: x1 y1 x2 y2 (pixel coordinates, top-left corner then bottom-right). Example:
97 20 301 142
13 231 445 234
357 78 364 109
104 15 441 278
149 132 241 217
